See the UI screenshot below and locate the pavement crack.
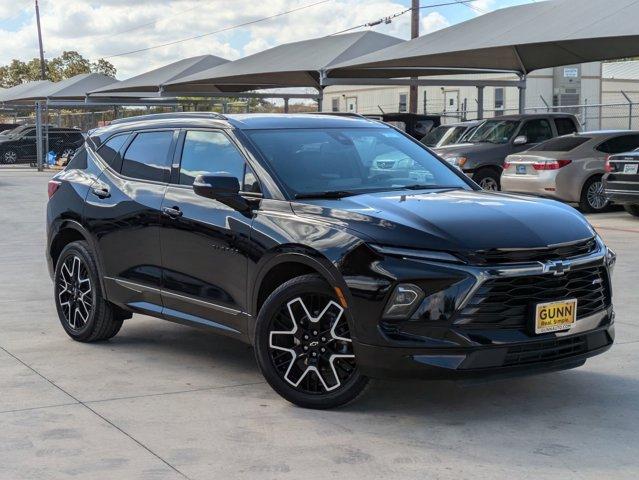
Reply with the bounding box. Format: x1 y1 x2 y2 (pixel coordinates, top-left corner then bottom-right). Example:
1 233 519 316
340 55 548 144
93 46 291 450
0 345 193 480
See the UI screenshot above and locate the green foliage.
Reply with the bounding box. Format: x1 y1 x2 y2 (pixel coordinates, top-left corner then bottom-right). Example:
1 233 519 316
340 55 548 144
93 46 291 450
0 51 116 88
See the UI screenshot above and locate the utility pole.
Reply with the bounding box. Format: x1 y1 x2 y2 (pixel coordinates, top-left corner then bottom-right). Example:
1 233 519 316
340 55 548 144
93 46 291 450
35 0 46 80
409 0 419 113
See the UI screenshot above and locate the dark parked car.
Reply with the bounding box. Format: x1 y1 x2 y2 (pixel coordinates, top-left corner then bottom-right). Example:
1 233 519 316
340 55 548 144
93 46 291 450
46 113 615 409
0 123 18 133
0 125 83 164
365 113 441 140
434 113 581 190
604 149 639 216
421 120 481 148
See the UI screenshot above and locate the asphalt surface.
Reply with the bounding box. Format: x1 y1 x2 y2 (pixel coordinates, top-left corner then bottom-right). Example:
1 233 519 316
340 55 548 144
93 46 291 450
1 169 638 480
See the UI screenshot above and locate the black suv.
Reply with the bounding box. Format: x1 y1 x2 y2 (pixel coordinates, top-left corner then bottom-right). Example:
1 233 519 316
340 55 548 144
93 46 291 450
434 113 580 190
0 125 83 164
46 113 615 409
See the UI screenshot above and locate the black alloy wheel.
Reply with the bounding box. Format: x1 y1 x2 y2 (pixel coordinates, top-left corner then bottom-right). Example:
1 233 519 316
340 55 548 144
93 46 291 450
254 274 368 409
54 241 124 342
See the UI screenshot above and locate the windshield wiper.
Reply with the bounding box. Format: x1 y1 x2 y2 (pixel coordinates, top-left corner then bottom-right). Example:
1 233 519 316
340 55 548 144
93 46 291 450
294 190 359 200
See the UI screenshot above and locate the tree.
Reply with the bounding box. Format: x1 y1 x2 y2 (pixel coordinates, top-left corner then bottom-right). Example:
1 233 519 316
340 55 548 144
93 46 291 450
0 51 116 88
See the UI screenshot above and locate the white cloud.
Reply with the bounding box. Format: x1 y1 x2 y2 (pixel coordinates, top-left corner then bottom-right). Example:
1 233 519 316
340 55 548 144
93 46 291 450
0 0 453 79
468 0 497 15
421 11 450 34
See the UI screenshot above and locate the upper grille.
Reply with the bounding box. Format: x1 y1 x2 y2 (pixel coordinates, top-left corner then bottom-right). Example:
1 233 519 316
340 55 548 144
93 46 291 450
455 265 610 329
466 238 597 265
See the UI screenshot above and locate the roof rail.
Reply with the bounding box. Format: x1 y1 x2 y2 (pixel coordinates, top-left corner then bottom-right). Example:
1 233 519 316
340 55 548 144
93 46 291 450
110 112 226 125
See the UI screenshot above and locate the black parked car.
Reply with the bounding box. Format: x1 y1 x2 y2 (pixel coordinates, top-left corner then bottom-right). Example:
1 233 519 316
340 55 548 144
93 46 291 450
604 149 639 216
434 113 580 190
46 113 615 409
0 125 83 164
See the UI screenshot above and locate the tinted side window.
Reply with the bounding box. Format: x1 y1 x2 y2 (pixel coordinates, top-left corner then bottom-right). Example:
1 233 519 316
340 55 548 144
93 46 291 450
518 119 553 143
554 117 578 136
121 131 174 182
97 133 129 170
597 135 639 154
179 130 255 190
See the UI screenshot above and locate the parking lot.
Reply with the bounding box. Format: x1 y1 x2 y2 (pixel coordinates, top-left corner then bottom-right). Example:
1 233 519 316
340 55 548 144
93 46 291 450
1 169 638 480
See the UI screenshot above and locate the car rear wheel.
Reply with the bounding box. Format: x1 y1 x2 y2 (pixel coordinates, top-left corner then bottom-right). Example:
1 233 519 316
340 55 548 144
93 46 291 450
624 204 639 217
2 149 17 164
254 274 369 409
54 241 123 342
580 176 609 213
473 168 501 191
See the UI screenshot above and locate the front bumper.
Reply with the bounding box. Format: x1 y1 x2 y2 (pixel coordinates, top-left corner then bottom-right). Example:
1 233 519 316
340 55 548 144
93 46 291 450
354 318 613 380
344 237 614 380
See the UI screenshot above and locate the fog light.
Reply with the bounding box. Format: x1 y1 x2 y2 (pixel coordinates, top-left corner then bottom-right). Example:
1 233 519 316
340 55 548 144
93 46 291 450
383 284 425 319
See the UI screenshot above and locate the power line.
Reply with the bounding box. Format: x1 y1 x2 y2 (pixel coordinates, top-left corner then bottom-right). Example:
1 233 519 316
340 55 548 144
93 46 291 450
330 0 479 36
102 0 332 59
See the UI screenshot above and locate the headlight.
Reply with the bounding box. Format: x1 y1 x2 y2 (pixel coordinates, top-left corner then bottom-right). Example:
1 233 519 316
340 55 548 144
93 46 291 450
383 284 425 319
445 155 467 168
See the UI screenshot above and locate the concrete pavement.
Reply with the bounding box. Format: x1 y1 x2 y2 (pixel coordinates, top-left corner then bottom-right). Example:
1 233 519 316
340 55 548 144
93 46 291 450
1 170 638 480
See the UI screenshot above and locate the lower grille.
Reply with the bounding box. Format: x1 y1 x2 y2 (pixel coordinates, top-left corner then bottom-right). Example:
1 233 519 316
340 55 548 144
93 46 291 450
455 265 610 329
503 335 588 366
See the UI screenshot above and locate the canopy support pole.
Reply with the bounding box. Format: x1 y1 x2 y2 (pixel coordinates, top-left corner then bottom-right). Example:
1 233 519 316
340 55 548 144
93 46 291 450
35 101 44 172
284 98 290 113
518 74 527 114
477 86 484 120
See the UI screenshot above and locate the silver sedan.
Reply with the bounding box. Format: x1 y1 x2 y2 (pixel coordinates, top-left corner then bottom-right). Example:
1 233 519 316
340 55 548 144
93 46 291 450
501 131 639 212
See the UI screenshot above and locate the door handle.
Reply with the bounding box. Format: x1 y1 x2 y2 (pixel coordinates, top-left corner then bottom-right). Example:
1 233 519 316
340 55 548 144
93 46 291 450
91 186 110 199
162 206 183 219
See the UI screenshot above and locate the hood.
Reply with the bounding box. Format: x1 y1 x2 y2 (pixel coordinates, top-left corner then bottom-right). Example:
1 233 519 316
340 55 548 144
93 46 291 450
291 189 594 252
433 142 509 158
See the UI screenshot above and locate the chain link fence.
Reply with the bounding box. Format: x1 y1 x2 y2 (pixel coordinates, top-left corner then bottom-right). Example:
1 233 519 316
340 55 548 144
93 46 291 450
435 101 639 131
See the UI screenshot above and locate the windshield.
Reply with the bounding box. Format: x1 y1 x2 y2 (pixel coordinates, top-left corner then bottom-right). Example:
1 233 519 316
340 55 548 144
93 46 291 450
245 127 470 198
421 125 451 146
0 125 29 136
466 120 519 144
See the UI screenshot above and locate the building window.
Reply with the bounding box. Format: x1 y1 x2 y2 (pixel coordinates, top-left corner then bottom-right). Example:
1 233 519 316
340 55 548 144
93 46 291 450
331 97 339 112
494 87 504 116
399 93 407 112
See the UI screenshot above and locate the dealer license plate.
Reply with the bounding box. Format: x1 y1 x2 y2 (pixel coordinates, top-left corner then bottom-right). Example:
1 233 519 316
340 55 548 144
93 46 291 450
516 164 527 174
623 163 638 174
534 299 577 334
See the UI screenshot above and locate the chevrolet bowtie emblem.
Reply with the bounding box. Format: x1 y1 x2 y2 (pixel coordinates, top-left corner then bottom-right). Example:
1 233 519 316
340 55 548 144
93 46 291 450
545 260 571 276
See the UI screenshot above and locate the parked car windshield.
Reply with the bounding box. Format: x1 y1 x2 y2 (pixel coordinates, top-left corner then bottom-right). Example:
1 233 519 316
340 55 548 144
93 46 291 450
246 127 470 197
466 120 519 144
0 125 31 137
421 125 452 146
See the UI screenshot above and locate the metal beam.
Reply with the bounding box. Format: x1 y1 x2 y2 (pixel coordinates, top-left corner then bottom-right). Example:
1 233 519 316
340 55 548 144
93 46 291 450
322 77 525 88
156 91 320 100
477 86 485 120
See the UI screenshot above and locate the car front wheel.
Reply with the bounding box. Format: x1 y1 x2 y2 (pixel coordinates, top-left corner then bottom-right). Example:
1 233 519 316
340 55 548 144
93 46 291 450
254 274 369 409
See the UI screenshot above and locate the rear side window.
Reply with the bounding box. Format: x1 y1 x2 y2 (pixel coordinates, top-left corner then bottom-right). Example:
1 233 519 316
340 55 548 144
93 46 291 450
597 135 639 154
518 119 553 143
97 133 129 170
121 131 174 182
554 117 578 136
178 130 256 190
66 146 87 170
530 136 591 152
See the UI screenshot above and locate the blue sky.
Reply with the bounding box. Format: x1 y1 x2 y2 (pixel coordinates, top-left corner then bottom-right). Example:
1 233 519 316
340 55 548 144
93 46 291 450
0 0 539 78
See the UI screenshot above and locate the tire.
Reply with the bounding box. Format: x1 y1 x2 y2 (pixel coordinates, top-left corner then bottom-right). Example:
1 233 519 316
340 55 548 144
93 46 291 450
254 274 369 409
624 204 639 217
54 241 123 342
579 176 609 213
473 167 501 191
2 149 18 164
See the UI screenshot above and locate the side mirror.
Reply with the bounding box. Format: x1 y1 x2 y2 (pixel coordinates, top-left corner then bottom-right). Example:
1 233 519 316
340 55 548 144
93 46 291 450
193 174 249 211
513 135 528 146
